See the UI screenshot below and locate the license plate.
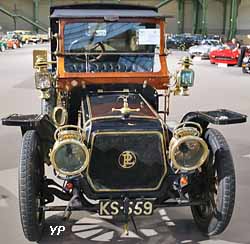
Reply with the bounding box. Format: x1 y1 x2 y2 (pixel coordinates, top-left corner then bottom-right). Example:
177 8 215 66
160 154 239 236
99 200 153 216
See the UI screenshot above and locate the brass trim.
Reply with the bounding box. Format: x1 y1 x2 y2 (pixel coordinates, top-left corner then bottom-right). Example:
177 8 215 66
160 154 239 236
173 122 203 138
139 93 161 119
86 93 159 121
86 131 167 192
169 135 209 171
86 95 92 118
118 151 137 169
50 138 90 176
84 115 158 127
112 96 140 115
52 106 68 127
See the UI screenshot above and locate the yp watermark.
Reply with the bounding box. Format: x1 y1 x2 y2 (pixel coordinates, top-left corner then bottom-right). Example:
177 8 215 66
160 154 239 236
50 226 66 236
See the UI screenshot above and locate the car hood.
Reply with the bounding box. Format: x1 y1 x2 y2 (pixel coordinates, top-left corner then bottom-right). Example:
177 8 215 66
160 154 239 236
189 45 210 53
210 48 239 56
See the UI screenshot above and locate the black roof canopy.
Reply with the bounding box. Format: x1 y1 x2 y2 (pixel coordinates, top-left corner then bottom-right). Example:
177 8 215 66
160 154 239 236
50 3 165 19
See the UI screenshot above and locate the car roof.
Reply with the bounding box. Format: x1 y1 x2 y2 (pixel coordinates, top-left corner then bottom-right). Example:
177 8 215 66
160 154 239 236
50 3 165 19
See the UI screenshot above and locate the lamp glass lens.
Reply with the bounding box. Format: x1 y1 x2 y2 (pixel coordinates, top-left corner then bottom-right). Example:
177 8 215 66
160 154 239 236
174 139 205 168
54 142 86 173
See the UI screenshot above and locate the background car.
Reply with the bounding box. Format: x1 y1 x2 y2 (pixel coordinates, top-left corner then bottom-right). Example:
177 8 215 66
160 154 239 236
189 39 222 59
242 56 250 73
209 45 240 65
37 33 49 43
0 39 7 52
242 47 250 73
166 34 202 50
2 35 22 49
12 30 36 44
28 35 40 44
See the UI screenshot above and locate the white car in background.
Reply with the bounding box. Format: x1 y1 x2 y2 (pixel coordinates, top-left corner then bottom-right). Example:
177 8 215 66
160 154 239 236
189 39 222 59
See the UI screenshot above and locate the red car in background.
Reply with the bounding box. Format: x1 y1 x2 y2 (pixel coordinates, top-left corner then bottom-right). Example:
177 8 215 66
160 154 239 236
209 45 240 65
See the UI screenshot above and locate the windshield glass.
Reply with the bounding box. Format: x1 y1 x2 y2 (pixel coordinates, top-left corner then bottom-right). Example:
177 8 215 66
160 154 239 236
64 22 161 73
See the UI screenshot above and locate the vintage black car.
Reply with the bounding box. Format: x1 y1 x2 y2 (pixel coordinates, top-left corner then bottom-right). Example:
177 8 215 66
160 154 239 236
1 4 247 242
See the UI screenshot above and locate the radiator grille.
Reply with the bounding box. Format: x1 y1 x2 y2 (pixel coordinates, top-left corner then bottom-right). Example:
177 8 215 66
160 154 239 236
87 132 166 192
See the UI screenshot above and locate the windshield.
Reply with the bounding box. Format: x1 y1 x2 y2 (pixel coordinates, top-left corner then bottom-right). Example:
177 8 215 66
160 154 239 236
64 22 161 73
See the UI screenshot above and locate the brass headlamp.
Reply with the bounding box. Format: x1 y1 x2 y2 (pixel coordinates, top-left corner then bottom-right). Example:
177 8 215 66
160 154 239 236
169 122 209 171
50 125 90 176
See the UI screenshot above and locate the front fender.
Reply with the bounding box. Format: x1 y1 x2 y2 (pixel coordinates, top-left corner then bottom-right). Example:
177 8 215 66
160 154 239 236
181 109 247 131
2 114 56 163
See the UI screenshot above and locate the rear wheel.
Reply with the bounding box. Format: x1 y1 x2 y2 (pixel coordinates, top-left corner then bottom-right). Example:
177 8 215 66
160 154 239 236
191 128 235 236
19 130 45 241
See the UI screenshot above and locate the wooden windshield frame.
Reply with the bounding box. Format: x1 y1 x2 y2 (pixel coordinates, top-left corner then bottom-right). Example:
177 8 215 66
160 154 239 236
57 18 169 90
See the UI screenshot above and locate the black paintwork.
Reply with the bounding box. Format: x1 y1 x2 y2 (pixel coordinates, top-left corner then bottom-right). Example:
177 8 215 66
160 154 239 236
1 114 56 164
68 85 159 125
88 117 166 192
181 109 247 131
50 3 158 16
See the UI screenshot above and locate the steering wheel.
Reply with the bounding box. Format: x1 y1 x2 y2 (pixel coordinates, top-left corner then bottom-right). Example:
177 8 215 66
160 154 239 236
69 41 105 62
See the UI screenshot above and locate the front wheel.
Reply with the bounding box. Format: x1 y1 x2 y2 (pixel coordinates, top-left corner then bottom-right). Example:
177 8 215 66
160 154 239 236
19 130 45 241
191 128 235 236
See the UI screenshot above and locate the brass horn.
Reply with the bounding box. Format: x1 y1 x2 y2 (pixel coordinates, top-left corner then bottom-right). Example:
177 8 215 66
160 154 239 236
52 92 68 127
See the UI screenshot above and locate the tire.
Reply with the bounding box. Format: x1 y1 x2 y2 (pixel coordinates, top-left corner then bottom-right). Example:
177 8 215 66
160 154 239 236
19 130 45 241
242 67 248 74
191 128 235 236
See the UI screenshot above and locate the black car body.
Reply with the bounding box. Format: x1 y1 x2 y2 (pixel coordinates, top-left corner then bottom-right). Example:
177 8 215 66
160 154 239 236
2 3 247 242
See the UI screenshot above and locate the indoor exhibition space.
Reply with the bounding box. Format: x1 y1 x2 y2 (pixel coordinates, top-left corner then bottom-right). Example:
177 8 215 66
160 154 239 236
0 1 250 244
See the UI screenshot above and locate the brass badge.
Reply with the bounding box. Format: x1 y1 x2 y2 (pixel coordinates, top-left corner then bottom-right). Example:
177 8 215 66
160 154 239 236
119 151 137 169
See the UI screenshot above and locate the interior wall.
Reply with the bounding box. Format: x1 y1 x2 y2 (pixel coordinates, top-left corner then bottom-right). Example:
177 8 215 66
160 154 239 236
183 0 192 33
0 0 249 36
237 0 250 35
159 1 178 34
207 0 224 34
0 0 34 31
